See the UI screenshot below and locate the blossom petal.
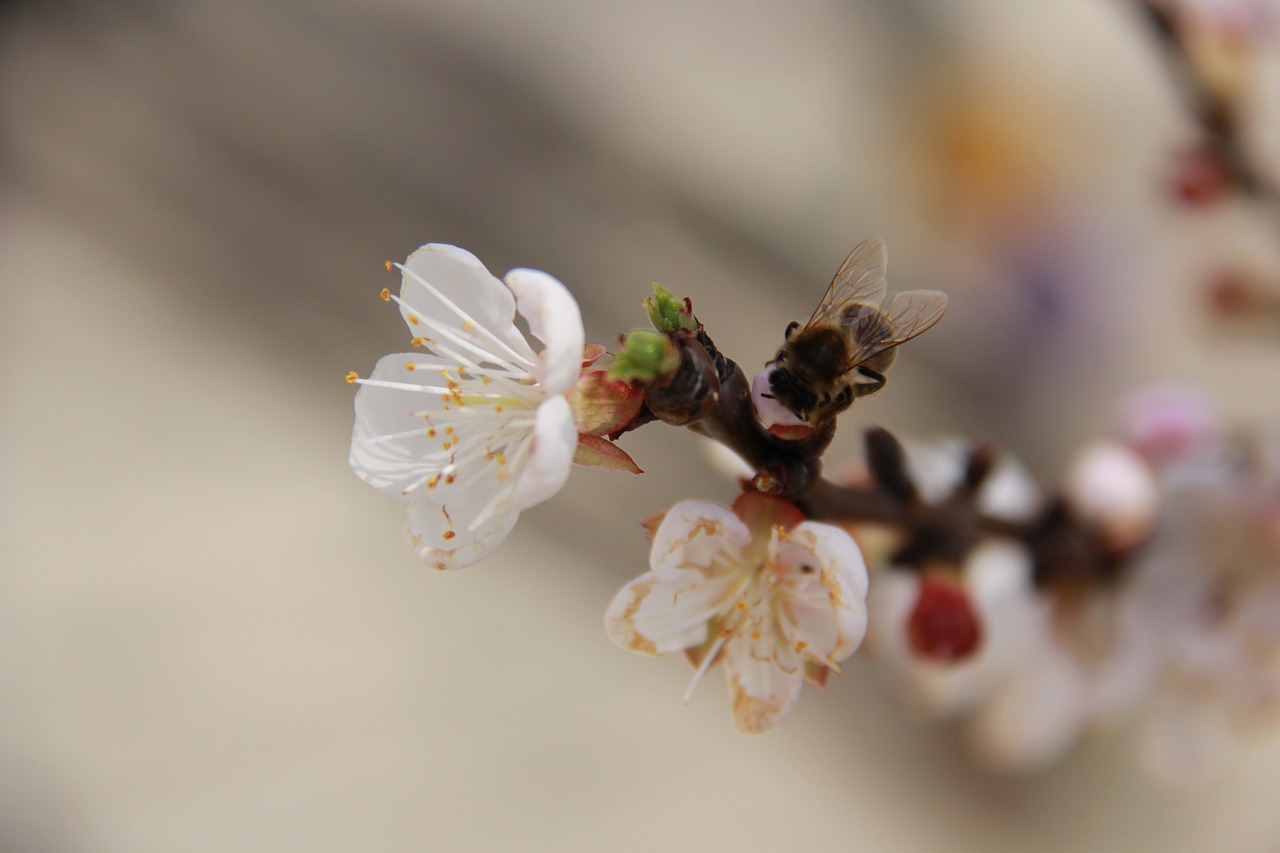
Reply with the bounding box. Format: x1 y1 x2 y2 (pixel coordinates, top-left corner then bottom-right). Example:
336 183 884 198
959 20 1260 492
965 640 1086 771
1139 690 1233 788
976 452 1041 523
350 353 457 498
775 521 870 661
605 567 738 656
400 245 536 366
649 501 752 573
724 624 805 734
507 396 577 512
505 268 586 395
404 497 518 570
898 438 1039 523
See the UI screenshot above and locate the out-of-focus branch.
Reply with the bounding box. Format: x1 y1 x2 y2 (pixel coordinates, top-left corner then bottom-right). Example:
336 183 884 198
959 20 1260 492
803 429 1132 593
1135 0 1280 210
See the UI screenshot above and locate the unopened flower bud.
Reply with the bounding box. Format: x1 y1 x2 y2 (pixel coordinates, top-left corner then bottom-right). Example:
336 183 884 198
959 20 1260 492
1170 146 1233 207
1119 385 1219 463
1063 440 1159 549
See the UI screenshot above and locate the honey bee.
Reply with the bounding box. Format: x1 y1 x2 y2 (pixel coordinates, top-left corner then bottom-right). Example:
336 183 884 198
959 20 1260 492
765 237 948 423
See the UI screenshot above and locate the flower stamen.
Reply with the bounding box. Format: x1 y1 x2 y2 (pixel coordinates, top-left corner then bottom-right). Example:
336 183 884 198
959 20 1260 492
393 262 538 370
683 634 729 706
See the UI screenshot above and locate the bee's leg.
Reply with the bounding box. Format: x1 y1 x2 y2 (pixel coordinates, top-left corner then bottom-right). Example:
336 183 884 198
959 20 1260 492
852 366 886 398
833 385 855 412
784 321 801 340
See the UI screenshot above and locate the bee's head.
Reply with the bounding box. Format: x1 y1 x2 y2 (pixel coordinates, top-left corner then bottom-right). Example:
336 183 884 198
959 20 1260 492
768 366 817 418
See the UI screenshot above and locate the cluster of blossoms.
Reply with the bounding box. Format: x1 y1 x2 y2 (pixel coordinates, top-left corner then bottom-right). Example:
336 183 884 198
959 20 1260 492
845 388 1280 784
348 243 1280 779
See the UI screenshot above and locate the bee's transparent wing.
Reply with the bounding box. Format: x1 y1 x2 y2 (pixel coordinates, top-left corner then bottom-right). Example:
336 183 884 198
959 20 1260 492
846 289 949 365
806 236 889 327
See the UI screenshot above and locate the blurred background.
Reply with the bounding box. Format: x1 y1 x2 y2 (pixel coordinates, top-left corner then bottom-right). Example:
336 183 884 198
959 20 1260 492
3 0 1280 850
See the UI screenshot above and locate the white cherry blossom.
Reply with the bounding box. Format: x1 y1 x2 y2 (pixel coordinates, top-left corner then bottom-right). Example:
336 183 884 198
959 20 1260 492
859 438 1046 716
869 539 1042 718
605 494 869 734
349 244 583 570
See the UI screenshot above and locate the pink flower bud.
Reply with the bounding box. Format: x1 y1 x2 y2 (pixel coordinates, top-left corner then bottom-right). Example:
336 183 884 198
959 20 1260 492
1064 440 1159 548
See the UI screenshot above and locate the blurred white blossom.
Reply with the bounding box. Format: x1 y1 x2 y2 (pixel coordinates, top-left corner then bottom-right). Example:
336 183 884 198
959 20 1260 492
869 539 1041 718
860 438 1044 716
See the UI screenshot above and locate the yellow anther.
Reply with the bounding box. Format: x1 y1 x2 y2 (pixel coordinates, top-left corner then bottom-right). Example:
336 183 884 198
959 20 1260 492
384 260 394 272
380 287 391 302
494 405 505 413
463 321 475 332
427 474 441 489
445 474 456 484
443 530 456 540
496 453 506 465
795 641 809 652
344 371 359 384
404 362 417 371
427 429 437 438
411 337 426 347
735 601 748 611
751 630 761 641
481 376 491 385
497 469 509 480
408 314 421 325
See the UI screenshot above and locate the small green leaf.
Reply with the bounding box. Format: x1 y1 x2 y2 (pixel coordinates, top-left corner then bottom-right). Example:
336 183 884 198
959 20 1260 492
643 283 697 333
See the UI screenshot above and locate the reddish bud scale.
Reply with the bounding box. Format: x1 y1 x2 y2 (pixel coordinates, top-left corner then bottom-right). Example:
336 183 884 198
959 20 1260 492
731 491 805 535
906 575 982 662
569 369 644 436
